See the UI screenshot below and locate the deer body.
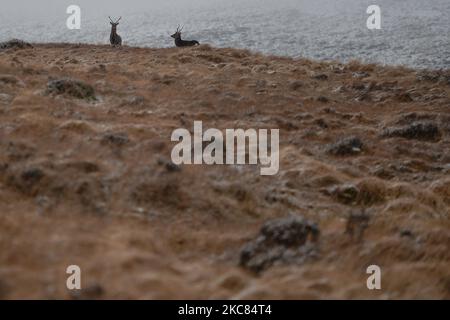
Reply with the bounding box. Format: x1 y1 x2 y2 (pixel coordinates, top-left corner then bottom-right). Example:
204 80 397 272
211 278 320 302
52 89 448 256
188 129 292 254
171 26 199 47
109 17 122 47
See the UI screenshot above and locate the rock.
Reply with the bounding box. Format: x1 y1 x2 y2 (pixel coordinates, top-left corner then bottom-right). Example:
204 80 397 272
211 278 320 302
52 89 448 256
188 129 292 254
315 118 328 129
351 82 367 91
371 165 394 180
251 65 268 73
355 91 371 102
165 162 181 172
6 167 46 196
101 132 129 147
352 72 370 79
288 80 304 91
317 96 329 103
46 78 96 100
326 136 363 156
239 216 319 273
254 79 267 93
0 93 13 104
382 122 440 141
399 229 415 239
327 184 359 205
157 158 181 172
21 168 45 186
60 161 100 173
395 92 413 102
312 73 328 80
124 95 145 106
0 39 33 50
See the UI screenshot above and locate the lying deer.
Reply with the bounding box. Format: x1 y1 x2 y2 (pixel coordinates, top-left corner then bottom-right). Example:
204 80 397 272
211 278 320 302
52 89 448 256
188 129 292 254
171 26 199 47
109 16 122 47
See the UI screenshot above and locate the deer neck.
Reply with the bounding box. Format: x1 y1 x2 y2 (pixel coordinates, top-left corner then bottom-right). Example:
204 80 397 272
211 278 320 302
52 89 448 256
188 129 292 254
175 35 183 42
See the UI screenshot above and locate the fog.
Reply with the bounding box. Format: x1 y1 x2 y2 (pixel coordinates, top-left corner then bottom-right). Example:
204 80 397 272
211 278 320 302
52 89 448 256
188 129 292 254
1 0 449 69
0 0 341 21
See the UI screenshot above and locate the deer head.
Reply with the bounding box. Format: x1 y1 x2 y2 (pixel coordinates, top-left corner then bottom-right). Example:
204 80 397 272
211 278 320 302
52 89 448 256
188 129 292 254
109 16 122 29
171 25 184 39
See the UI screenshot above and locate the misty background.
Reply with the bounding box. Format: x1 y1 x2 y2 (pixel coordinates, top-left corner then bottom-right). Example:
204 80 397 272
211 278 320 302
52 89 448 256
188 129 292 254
0 0 449 69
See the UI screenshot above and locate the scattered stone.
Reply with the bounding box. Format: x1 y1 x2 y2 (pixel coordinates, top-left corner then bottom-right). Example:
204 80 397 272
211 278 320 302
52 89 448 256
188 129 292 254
351 82 367 91
21 168 45 186
371 165 394 180
101 132 129 147
322 107 336 114
395 92 413 102
326 136 363 156
355 90 371 102
333 85 346 93
46 78 96 100
382 122 440 141
288 80 304 91
255 79 267 93
239 216 320 273
157 158 181 172
0 39 33 51
6 167 47 196
399 229 415 239
124 95 145 106
352 72 370 79
251 65 268 73
312 73 328 80
165 162 181 172
327 184 359 205
315 118 328 129
60 161 100 173
317 96 329 103
0 93 13 104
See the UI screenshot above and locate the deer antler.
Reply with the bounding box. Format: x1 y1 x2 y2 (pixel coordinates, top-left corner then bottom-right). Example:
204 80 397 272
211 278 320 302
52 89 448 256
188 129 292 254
109 16 114 23
116 17 122 23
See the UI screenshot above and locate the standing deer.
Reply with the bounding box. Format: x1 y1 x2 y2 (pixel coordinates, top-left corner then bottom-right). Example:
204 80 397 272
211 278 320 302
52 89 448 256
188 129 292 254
171 26 200 47
109 16 122 47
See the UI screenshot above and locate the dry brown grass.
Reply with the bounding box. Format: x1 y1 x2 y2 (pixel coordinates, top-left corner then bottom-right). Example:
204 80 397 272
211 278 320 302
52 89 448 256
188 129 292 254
0 43 449 299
